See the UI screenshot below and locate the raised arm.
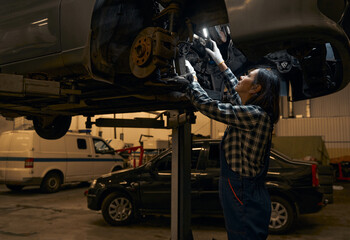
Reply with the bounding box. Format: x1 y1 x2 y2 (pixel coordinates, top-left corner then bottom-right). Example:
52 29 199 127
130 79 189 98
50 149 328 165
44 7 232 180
187 80 262 130
205 39 241 105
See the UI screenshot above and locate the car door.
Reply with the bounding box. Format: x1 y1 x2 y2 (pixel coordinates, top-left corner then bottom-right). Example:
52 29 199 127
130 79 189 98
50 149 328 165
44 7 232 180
0 132 11 182
138 147 203 212
65 135 93 181
0 0 61 64
138 153 172 212
195 142 222 213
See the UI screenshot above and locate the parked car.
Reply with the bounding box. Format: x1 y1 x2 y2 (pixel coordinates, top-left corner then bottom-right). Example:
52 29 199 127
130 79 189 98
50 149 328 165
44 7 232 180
330 156 350 181
0 130 124 193
86 139 326 234
1 0 350 139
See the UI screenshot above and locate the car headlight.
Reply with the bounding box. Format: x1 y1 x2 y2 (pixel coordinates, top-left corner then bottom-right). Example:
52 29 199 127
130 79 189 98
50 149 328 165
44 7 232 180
90 179 97 189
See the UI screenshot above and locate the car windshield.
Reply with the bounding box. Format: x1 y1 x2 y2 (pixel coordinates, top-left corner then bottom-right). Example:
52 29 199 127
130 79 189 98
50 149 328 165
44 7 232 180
271 149 293 161
144 149 171 168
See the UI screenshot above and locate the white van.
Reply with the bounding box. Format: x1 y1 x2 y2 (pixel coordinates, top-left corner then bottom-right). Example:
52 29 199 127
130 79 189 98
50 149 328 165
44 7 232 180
0 130 124 193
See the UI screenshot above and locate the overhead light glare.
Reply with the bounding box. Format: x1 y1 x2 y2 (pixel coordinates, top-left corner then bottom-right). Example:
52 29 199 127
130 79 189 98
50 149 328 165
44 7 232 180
202 28 208 38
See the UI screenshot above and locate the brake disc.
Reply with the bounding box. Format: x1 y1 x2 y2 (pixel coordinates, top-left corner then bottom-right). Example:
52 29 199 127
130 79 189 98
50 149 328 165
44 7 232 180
129 27 176 78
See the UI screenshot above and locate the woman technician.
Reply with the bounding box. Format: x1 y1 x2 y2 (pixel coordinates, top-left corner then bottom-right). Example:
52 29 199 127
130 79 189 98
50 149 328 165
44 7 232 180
186 39 280 240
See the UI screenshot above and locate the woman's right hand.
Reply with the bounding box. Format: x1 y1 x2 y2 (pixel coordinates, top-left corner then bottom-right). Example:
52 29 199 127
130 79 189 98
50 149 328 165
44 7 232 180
205 39 224 66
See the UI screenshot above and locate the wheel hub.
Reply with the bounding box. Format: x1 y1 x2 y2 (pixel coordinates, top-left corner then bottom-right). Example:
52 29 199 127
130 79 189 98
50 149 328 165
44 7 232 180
132 37 152 67
109 197 132 222
49 179 57 188
269 201 288 229
271 210 278 219
129 27 176 78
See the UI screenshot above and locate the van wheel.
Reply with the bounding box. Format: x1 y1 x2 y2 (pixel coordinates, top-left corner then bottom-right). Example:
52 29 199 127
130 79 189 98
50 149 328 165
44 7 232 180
101 192 134 226
269 196 296 234
112 166 122 172
33 115 71 140
6 184 24 191
40 172 62 193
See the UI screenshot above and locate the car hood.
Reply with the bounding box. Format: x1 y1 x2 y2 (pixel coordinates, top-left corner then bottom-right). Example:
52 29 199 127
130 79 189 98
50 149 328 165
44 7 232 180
99 166 144 182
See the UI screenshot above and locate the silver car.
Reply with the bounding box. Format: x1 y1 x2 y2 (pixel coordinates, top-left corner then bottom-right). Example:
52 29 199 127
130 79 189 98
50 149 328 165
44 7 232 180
0 0 349 139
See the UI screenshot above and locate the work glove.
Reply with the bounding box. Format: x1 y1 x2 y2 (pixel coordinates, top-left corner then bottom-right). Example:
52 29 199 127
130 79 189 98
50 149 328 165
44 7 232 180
205 39 224 66
185 60 197 82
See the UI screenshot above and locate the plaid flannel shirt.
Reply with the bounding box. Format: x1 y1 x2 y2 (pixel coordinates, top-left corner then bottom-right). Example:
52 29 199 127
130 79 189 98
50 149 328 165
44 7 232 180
187 68 272 177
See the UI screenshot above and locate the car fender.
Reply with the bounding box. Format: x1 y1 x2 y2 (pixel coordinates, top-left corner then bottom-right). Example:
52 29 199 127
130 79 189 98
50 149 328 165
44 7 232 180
60 0 96 76
98 185 140 211
40 168 64 185
266 181 300 216
60 0 96 51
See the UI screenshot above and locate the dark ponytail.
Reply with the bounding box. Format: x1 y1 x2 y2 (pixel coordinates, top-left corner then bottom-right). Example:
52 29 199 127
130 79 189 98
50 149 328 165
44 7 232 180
246 68 280 124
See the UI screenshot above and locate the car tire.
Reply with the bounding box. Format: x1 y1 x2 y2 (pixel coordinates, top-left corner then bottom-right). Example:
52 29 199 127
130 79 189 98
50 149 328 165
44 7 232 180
40 172 62 193
112 166 122 172
6 184 24 191
269 195 296 234
33 115 71 140
101 192 134 226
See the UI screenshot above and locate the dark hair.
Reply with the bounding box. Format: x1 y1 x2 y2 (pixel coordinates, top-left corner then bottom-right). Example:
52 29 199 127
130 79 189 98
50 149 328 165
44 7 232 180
246 68 280 124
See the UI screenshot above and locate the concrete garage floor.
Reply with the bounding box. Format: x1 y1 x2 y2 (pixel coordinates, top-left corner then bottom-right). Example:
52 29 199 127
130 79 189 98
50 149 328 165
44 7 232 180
0 182 349 240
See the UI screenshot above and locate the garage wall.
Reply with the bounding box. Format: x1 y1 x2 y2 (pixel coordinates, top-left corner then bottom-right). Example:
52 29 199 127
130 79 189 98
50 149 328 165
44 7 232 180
0 116 13 133
278 82 350 159
276 117 350 159
272 136 329 165
285 82 350 118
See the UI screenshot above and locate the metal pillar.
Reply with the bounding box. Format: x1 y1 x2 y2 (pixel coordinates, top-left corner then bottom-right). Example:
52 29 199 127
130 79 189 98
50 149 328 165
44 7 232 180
169 111 194 240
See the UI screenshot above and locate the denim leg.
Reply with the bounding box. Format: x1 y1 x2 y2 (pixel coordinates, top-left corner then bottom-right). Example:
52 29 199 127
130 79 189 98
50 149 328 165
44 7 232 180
220 176 246 240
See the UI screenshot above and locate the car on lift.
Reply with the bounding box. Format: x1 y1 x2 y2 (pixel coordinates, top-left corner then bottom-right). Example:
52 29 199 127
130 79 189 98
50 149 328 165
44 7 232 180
86 139 326 234
0 0 350 139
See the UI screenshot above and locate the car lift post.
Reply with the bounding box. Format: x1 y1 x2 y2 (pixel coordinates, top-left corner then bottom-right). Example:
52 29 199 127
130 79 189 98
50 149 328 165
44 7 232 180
87 110 196 240
168 110 195 240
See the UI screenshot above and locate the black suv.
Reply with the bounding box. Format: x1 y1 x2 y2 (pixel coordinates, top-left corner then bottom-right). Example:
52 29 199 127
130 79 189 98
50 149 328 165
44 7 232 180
86 139 326 234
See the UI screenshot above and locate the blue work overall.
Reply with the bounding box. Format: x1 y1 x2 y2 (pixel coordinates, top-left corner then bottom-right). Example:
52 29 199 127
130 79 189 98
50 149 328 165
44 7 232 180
219 134 272 240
